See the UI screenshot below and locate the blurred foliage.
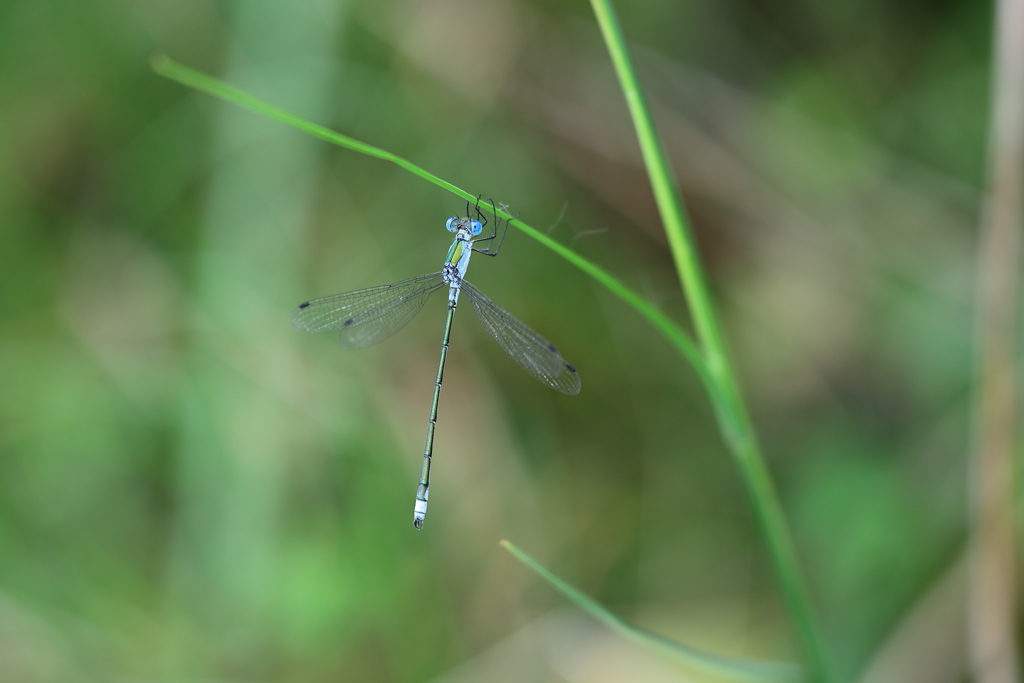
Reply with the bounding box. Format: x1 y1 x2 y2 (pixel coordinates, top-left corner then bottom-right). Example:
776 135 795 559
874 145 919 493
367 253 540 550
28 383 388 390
0 0 988 681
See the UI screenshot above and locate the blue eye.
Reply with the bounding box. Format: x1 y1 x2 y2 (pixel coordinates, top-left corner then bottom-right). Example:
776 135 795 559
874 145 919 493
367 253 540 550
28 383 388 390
446 217 458 232
470 220 483 235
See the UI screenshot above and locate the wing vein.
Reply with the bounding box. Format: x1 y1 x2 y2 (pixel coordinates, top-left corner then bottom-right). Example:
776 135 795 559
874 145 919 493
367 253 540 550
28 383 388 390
292 272 447 348
461 280 581 395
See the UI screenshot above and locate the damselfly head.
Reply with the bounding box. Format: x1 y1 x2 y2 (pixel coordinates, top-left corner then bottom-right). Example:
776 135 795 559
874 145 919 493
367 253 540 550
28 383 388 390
446 216 481 238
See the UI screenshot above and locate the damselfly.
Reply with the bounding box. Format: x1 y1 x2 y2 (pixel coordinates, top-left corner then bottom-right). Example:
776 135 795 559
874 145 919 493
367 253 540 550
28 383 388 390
292 199 580 529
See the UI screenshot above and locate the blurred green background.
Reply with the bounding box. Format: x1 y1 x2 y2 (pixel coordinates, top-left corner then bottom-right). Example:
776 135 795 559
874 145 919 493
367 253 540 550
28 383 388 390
0 0 989 681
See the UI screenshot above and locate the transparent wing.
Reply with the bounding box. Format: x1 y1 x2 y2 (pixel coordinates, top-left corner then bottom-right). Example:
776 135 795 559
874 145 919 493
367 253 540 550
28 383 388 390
461 280 581 395
292 272 447 349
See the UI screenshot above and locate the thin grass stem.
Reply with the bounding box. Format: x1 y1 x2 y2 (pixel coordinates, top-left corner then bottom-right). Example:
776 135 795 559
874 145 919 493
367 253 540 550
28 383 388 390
501 541 804 683
585 2 831 681
967 0 1024 679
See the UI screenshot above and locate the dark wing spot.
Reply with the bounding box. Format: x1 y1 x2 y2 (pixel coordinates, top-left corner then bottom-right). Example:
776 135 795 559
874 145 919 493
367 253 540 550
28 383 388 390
343 318 355 327
565 362 576 373
298 302 310 309
547 343 558 353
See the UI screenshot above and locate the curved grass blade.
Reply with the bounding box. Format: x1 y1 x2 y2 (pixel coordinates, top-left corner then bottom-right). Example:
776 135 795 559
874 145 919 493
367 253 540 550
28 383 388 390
461 280 581 395
585 2 831 681
292 272 446 348
500 540 804 683
149 55 711 396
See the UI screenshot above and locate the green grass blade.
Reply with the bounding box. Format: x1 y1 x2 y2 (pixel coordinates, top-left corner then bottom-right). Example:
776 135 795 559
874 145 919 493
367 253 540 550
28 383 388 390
584 2 832 682
149 54 710 388
149 53 462 194
501 541 804 683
